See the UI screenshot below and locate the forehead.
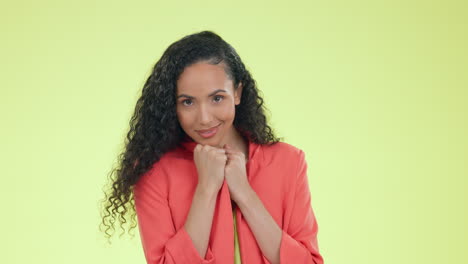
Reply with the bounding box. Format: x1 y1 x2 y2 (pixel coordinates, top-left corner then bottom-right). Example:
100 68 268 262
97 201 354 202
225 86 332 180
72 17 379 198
176 62 233 95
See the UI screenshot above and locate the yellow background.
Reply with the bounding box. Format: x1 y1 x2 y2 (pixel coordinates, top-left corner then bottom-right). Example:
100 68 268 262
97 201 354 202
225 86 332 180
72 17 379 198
1 0 467 263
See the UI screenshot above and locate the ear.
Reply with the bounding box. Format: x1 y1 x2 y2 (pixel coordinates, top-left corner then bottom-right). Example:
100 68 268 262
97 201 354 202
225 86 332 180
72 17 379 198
234 82 243 105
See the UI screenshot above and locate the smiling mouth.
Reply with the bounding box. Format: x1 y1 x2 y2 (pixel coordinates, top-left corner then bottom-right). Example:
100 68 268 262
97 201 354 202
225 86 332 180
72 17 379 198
196 123 221 133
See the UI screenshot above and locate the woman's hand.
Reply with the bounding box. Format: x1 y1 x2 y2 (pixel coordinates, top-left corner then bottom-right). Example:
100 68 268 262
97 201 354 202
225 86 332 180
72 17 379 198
223 143 251 203
193 144 227 194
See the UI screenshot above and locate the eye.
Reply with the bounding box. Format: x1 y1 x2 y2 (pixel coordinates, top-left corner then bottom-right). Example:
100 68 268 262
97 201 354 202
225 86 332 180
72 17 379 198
182 99 192 106
213 95 224 103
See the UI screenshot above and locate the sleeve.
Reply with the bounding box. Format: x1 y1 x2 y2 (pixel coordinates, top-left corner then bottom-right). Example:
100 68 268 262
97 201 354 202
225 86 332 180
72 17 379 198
133 161 216 264
279 149 324 264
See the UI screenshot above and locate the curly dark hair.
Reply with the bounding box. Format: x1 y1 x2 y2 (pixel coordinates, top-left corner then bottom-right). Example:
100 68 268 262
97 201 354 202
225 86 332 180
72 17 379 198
99 30 282 243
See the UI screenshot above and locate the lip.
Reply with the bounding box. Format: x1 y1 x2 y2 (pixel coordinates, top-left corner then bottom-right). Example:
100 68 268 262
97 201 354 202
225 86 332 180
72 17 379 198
196 123 221 133
196 124 221 138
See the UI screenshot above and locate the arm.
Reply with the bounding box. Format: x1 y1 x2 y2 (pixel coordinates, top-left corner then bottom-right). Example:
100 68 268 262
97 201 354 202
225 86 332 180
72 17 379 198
133 162 217 263
279 149 324 263
236 188 282 264
184 185 218 259
236 150 324 264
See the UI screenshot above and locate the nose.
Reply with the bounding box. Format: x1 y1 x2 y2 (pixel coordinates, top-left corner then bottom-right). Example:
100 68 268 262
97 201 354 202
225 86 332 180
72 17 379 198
198 103 214 126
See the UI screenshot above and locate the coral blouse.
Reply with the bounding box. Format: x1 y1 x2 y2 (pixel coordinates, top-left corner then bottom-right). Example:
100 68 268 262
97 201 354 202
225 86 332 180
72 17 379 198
133 136 324 263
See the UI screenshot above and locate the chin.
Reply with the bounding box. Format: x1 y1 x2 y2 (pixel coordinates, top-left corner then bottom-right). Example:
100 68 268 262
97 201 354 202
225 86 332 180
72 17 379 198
199 136 224 148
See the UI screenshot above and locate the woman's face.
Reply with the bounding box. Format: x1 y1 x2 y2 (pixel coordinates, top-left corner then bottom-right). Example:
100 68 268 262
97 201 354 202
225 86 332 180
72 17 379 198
176 61 242 148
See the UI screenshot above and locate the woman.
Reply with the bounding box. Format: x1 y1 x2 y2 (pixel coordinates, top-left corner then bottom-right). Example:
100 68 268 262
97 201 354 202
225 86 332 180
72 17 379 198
100 30 324 264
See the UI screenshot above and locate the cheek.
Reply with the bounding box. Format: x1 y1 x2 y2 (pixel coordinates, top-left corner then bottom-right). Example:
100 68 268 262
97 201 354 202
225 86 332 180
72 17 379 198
176 109 192 127
219 105 236 120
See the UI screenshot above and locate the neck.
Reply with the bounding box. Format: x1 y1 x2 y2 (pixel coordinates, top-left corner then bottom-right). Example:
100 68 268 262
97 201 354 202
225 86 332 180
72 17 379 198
222 127 248 157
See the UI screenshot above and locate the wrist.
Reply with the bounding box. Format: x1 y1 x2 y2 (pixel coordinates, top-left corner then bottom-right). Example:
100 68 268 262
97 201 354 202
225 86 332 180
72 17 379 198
196 184 219 200
234 185 255 207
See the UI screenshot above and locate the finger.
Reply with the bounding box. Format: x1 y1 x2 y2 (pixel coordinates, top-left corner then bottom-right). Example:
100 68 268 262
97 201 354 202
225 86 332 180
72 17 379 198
226 153 241 162
226 150 241 157
224 145 237 153
224 147 234 153
203 145 225 152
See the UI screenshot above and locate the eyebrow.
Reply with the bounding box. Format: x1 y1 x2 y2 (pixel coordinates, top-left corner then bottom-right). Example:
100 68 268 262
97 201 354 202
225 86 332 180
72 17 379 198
177 89 227 99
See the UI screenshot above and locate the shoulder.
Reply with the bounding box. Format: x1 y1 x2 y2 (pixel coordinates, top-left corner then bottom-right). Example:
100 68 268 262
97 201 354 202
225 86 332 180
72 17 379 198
259 141 305 167
149 147 193 173
137 147 196 185
135 150 179 185
261 141 304 158
162 145 193 161
262 141 302 153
